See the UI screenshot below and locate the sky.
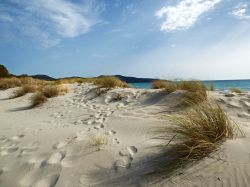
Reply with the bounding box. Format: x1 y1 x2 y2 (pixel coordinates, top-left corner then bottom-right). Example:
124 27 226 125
0 0 250 80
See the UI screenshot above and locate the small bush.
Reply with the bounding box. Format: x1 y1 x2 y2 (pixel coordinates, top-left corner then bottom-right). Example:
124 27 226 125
230 88 242 93
57 77 95 84
178 81 207 105
157 100 242 161
152 80 167 89
112 93 125 101
31 92 48 107
89 135 108 150
12 85 40 98
94 76 129 89
209 84 215 91
41 84 68 98
0 77 22 90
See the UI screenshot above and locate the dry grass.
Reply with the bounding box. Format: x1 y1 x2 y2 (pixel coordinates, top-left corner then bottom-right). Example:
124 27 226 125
31 92 48 107
41 84 68 98
112 93 125 101
209 84 215 91
230 88 242 93
152 80 207 103
152 80 167 89
11 85 41 98
178 81 207 105
157 100 242 161
89 135 108 150
0 77 22 90
94 76 129 89
30 84 68 107
57 77 95 84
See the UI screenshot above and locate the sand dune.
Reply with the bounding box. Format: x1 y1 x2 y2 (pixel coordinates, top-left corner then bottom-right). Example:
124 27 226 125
0 84 250 187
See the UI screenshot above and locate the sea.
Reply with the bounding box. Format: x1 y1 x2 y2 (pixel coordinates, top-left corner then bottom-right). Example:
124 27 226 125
129 80 250 91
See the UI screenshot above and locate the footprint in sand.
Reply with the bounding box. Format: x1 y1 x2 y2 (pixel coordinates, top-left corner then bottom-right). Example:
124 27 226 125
94 124 104 130
112 138 120 145
32 174 60 187
53 141 68 149
47 151 66 164
11 134 25 141
19 142 39 156
114 146 138 169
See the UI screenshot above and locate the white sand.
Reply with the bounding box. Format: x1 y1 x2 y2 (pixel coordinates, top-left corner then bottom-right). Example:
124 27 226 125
0 84 250 187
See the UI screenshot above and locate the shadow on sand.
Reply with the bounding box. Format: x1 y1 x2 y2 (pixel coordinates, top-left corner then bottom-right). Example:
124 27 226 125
8 105 33 112
86 148 203 187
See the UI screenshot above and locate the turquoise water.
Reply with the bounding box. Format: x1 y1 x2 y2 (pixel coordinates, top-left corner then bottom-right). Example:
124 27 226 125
130 80 250 91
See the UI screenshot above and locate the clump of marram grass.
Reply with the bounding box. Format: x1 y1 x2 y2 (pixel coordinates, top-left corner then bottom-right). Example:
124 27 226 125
152 80 168 89
41 84 68 98
30 84 68 107
31 92 48 107
0 77 22 90
57 77 95 84
208 83 215 91
112 93 125 101
157 100 242 161
89 134 108 150
178 81 208 105
230 88 242 93
94 76 129 89
11 85 41 98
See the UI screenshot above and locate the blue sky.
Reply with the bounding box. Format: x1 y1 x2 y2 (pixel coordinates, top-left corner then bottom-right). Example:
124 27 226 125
0 0 250 80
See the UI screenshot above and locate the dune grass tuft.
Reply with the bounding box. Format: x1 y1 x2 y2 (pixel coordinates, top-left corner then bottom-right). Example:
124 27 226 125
41 84 68 98
94 76 129 89
89 134 108 150
0 77 22 90
31 92 48 107
152 80 168 89
11 85 41 98
230 88 242 93
208 84 215 91
156 100 242 161
30 84 68 107
112 93 125 101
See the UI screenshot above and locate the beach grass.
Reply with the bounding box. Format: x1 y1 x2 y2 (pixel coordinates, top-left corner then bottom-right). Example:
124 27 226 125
94 76 129 89
112 93 125 101
11 85 41 98
89 135 108 149
31 92 48 107
230 88 242 93
0 77 22 90
152 80 168 89
156 100 242 161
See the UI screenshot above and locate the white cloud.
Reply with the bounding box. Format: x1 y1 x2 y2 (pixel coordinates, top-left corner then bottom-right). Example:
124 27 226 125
155 0 221 32
231 3 250 20
0 0 105 47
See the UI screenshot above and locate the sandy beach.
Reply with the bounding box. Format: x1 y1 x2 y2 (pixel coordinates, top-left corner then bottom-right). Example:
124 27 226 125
0 83 250 187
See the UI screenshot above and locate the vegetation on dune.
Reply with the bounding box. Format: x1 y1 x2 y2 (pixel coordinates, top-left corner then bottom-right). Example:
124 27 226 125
152 80 168 89
208 83 215 91
89 134 108 150
152 80 208 104
41 84 68 98
230 88 242 93
94 76 129 89
31 92 48 107
156 100 243 162
0 77 22 90
57 77 95 84
112 93 125 101
11 85 41 98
